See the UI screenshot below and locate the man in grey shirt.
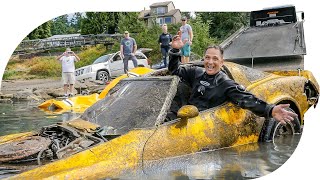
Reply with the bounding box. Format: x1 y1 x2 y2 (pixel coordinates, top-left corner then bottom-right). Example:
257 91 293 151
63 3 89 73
120 31 138 73
179 16 193 63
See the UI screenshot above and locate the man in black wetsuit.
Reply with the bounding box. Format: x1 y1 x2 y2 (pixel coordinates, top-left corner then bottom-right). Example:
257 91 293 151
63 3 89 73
168 35 297 125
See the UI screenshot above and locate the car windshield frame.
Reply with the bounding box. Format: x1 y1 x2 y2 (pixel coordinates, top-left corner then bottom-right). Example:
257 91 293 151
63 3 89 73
92 54 113 64
81 76 179 135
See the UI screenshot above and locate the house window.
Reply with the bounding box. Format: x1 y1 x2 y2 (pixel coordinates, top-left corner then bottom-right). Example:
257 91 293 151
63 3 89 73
156 7 166 14
164 17 172 24
156 18 163 25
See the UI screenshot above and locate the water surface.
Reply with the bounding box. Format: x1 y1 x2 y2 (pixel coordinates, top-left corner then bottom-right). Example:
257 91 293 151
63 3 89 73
0 102 300 179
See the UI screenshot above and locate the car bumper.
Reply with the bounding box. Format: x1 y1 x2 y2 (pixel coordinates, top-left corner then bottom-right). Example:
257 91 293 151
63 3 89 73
75 72 96 82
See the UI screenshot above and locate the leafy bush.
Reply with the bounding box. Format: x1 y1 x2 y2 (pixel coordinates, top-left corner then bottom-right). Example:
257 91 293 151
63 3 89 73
2 70 17 80
76 45 107 68
28 57 61 77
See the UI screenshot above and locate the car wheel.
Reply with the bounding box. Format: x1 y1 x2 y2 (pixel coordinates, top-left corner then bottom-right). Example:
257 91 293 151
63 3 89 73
259 108 301 142
97 71 110 83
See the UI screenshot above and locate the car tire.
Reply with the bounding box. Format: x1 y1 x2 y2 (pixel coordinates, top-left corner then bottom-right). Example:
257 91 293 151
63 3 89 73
97 71 110 83
259 108 301 142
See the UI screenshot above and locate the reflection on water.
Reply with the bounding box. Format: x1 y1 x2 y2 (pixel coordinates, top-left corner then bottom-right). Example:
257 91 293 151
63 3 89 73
0 102 80 136
122 135 300 180
0 102 300 179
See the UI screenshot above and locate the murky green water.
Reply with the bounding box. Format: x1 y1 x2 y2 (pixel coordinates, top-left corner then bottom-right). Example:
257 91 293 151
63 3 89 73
0 102 80 136
0 102 300 179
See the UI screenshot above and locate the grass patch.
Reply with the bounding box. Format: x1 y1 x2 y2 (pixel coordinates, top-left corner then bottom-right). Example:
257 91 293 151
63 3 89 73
3 45 108 80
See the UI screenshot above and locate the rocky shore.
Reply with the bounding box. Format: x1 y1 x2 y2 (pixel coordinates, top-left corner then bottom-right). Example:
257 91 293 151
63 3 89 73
0 79 107 103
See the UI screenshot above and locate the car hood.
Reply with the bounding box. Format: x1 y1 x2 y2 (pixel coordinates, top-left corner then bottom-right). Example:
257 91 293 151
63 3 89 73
75 64 92 71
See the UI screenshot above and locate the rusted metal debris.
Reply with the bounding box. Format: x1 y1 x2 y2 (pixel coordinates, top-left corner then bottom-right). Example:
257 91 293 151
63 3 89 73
0 136 50 163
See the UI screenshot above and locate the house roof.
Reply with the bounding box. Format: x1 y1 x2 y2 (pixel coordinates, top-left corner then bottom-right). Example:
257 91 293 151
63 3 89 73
165 9 179 16
138 10 151 19
140 9 180 19
150 1 173 8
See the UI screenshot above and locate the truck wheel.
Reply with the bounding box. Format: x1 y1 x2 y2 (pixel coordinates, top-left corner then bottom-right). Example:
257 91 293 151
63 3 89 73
97 71 110 83
259 108 300 142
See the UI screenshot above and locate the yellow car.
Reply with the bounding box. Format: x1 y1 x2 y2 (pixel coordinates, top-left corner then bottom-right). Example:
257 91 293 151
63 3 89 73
38 67 154 114
0 62 318 179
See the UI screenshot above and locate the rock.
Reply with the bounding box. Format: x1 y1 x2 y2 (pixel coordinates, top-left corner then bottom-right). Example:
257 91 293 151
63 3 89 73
91 80 106 85
0 94 13 99
12 90 42 102
74 80 106 95
90 85 107 94
47 88 65 98
33 89 53 100
0 99 13 103
47 87 77 98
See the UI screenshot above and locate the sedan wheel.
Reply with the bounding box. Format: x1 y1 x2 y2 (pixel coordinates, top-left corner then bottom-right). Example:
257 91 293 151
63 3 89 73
259 108 301 142
97 71 110 83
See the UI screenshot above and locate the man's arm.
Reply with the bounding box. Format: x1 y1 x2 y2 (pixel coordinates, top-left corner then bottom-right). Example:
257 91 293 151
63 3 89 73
120 44 124 58
57 53 64 61
158 35 162 45
223 80 297 124
188 25 193 42
168 48 194 84
133 44 137 54
132 39 137 54
72 52 80 62
168 35 194 82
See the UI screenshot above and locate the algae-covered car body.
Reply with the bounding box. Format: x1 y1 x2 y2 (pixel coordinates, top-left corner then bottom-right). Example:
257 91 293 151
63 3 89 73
38 67 154 114
0 61 318 179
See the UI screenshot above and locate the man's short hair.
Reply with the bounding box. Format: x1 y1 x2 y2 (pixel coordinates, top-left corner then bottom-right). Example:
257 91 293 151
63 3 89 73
66 47 71 52
204 45 224 56
124 31 129 34
181 16 187 21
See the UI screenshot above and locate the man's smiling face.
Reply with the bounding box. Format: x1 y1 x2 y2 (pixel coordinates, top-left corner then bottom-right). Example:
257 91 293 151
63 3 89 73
203 48 224 75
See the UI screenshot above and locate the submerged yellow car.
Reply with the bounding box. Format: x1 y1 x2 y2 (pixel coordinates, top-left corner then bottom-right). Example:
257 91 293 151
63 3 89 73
38 67 154 113
0 61 318 179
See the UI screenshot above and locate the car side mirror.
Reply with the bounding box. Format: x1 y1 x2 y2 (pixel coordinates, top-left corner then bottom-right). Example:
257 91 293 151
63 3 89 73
176 105 199 127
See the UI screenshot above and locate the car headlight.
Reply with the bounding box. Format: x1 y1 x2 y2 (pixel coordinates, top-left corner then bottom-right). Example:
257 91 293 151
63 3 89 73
87 66 92 73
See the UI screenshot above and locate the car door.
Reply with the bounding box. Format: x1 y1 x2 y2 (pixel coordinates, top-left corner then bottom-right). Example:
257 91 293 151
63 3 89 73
134 52 148 67
109 52 124 77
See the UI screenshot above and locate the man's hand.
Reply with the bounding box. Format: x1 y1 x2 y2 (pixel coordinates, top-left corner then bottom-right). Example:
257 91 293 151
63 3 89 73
172 35 188 49
272 104 298 125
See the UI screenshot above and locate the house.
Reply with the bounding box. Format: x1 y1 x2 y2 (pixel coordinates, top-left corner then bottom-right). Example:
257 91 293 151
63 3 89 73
139 1 181 26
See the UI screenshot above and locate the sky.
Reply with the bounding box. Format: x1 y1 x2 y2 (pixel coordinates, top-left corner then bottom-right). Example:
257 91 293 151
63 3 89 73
0 0 319 179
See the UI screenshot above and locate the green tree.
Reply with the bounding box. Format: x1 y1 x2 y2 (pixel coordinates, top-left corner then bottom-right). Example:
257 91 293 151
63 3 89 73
188 16 217 57
197 12 249 41
51 15 69 35
117 12 145 33
27 21 52 39
69 12 83 33
81 12 108 34
116 12 163 63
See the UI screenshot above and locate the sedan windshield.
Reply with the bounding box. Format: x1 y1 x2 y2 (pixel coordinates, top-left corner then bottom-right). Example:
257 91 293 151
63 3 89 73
92 54 112 64
81 77 177 135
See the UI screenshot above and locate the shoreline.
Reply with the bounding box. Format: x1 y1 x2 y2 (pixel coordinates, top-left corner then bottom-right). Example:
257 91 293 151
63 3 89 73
1 78 62 95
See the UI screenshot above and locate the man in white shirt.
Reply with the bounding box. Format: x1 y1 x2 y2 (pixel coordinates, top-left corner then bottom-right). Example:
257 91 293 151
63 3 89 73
57 47 80 97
